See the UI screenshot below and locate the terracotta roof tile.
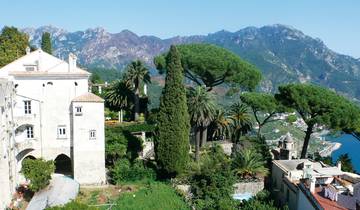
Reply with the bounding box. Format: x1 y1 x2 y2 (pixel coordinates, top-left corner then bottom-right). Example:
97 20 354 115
72 92 104 102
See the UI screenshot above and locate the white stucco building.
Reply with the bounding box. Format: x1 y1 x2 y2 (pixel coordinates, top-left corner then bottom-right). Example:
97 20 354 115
0 49 106 209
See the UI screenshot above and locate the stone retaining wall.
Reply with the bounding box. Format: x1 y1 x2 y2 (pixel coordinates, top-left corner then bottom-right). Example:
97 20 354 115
233 181 264 195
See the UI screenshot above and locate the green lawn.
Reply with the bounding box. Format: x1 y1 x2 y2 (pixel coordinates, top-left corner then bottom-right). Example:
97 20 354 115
110 182 190 210
77 182 190 210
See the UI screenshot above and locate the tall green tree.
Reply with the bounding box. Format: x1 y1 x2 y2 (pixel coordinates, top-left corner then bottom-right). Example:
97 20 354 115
0 26 29 67
229 102 252 143
123 60 151 121
275 84 360 158
187 86 216 161
41 32 52 54
209 109 231 140
240 92 286 136
154 44 262 92
155 45 190 176
104 80 134 122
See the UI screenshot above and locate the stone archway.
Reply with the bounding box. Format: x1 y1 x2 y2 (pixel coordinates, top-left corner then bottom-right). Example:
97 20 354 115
16 149 35 162
54 154 72 177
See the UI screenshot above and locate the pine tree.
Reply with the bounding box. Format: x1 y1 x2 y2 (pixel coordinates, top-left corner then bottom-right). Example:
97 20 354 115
41 32 52 54
155 45 190 176
0 26 29 67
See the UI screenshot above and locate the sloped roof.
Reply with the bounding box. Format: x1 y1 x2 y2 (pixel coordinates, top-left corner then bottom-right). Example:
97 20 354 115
72 92 104 103
0 49 90 77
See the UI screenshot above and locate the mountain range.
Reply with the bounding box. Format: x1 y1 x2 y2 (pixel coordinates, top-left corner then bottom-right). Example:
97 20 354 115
22 24 360 100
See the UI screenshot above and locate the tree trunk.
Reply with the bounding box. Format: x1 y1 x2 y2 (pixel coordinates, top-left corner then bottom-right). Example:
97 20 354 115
300 124 314 159
257 125 262 137
119 109 123 123
195 127 201 162
201 126 208 147
134 82 140 121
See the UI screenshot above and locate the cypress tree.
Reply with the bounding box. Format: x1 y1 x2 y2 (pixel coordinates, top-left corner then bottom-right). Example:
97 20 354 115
156 45 190 176
41 32 52 54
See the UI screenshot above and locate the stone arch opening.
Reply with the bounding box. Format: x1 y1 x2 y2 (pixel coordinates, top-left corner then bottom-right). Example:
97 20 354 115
16 149 35 162
54 154 72 177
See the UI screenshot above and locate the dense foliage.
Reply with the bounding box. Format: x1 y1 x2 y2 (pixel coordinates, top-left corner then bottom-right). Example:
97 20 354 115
111 158 155 183
239 190 286 210
154 44 262 92
115 182 190 210
45 200 98 210
104 80 134 112
0 26 29 67
105 126 142 166
232 148 269 179
156 45 190 176
190 145 236 210
41 32 52 54
21 158 55 192
337 154 355 173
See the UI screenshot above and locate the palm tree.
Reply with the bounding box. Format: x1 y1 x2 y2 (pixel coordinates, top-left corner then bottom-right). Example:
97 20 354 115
123 60 151 121
232 148 269 179
209 109 231 141
104 80 134 122
229 102 252 144
187 86 216 161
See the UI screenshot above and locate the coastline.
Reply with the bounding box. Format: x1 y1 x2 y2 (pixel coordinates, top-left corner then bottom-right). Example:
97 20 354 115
319 142 342 157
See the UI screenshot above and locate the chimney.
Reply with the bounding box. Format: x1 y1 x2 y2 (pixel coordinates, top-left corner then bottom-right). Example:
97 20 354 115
337 161 342 171
26 46 31 55
68 53 77 72
310 177 316 193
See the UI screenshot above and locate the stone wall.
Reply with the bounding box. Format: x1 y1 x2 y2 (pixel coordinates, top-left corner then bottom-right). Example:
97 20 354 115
233 181 264 195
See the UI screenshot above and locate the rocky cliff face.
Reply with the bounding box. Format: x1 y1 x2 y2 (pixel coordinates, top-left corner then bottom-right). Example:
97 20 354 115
22 24 360 99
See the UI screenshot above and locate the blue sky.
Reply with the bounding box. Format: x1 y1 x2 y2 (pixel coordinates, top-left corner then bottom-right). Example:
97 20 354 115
1 0 359 57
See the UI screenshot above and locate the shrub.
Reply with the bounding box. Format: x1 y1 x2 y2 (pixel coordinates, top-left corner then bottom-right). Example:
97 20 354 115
45 200 98 210
239 190 286 210
21 158 55 192
111 158 155 183
286 114 297 123
190 145 236 210
105 126 142 166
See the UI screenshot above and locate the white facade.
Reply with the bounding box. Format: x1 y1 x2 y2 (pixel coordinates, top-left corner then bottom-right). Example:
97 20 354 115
0 50 106 208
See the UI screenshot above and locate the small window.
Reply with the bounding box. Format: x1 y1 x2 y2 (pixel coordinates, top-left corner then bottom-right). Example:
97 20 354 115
89 130 96 140
26 126 34 138
24 100 31 114
75 106 82 116
57 126 67 139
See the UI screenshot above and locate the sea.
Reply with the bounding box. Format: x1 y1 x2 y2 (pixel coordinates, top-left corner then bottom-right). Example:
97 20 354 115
326 134 360 172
